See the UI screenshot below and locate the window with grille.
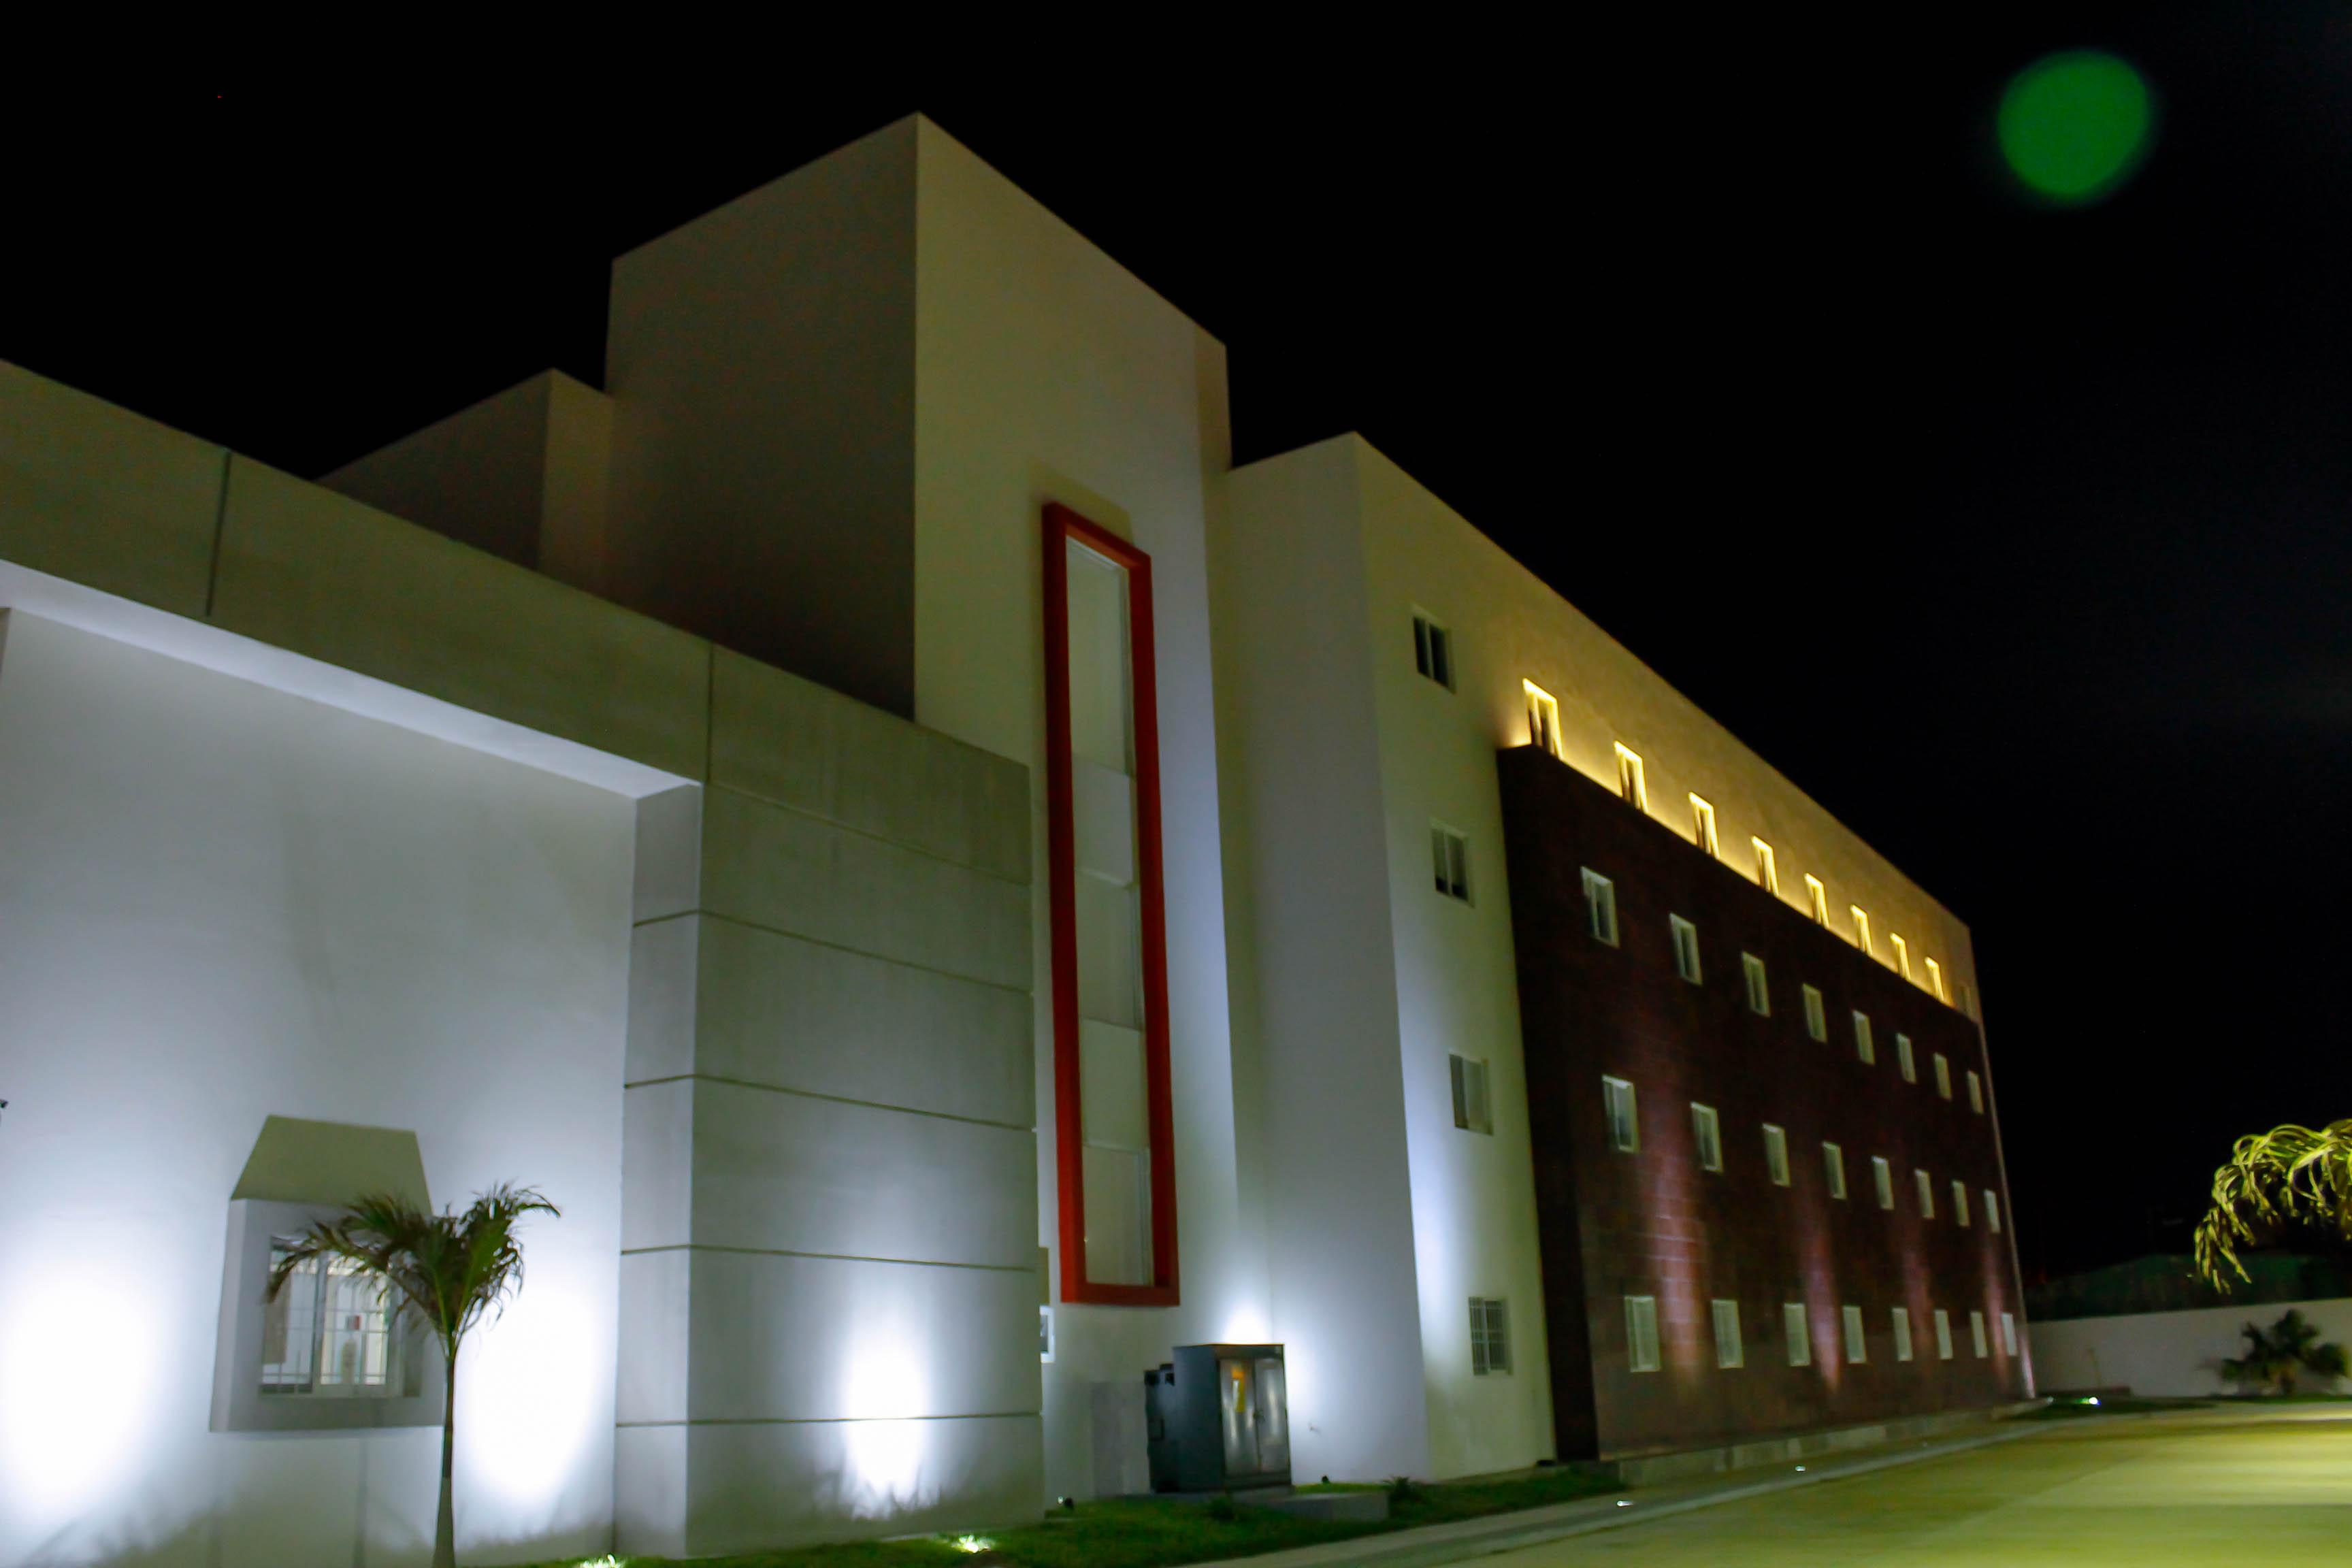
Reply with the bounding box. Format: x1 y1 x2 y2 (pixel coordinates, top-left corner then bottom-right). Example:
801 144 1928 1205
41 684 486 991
1671 915 1703 984
1934 1054 1952 1100
1625 1295 1661 1373
1713 1298 1744 1368
1764 1123 1790 1186
1692 1102 1723 1173
1842 1305 1867 1364
1970 1310 1989 1358
1823 1141 1847 1200
1953 1181 1971 1227
1967 1071 1984 1114
1450 1054 1492 1134
1784 1303 1812 1367
1524 680 1563 757
1431 825 1471 903
1469 1297 1511 1375
1582 868 1619 947
1916 1169 1936 1218
1690 794 1719 858
1852 1011 1875 1064
1743 953 1770 1016
1753 837 1778 893
1603 1076 1639 1153
1935 1308 1955 1360
1803 985 1827 1041
261 1242 399 1399
1872 1156 1895 1209
1615 743 1648 811
1897 1033 1916 1083
1806 875 1829 924
1413 612 1454 689
1892 1306 1914 1362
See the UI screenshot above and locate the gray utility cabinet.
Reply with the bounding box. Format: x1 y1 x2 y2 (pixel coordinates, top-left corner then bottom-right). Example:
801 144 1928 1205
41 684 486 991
1144 1343 1290 1493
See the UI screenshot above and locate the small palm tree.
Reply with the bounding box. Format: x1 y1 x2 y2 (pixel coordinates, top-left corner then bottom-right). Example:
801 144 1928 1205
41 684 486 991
270 1183 557 1568
2221 1309 2349 1396
2193 1120 2352 1292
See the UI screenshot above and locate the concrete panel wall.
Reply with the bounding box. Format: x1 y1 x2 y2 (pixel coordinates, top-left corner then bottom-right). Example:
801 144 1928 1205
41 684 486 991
321 373 555 569
2030 1298 2352 1396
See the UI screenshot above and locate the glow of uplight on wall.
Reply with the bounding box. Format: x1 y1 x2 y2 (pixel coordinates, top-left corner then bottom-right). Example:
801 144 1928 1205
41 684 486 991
463 1286 602 1509
1 1269 158 1523
840 1326 936 1519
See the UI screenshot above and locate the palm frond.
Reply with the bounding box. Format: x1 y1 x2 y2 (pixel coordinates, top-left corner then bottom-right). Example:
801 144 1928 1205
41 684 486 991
266 1183 558 1356
2193 1120 2352 1292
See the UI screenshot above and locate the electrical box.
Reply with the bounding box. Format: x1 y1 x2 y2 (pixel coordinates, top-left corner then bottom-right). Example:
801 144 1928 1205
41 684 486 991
1143 1343 1290 1493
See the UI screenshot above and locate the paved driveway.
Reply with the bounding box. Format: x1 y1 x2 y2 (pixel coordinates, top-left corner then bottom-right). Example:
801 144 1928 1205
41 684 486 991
1478 1407 2352 1567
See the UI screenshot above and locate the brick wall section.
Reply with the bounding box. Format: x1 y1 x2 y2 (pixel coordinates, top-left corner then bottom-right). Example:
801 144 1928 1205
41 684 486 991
1497 745 2027 1460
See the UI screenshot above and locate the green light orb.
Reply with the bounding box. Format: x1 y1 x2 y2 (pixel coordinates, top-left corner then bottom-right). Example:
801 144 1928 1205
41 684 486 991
1997 50 2155 206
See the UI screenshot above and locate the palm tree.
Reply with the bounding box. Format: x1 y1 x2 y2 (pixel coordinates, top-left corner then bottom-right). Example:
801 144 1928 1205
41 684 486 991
2193 1120 2352 1292
2221 1309 2349 1396
270 1183 557 1568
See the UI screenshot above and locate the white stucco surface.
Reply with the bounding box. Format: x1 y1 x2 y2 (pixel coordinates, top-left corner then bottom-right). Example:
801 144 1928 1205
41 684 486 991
2029 1298 2352 1397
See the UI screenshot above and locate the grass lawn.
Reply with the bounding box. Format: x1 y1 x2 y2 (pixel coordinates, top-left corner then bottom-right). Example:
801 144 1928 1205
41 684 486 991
520 1466 1620 1568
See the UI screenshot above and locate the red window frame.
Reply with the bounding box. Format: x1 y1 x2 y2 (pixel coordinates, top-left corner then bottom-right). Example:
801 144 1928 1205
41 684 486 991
1043 502 1179 1307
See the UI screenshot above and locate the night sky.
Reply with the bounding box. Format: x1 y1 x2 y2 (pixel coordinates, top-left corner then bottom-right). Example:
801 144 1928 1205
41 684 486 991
9 9 2348 1282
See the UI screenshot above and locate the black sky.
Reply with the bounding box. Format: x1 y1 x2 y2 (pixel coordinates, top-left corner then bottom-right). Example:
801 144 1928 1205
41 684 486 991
9 10 2350 1279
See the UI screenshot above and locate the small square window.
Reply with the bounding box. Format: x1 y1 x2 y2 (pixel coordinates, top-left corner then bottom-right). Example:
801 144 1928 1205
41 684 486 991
1625 1294 1661 1373
1970 1310 1989 1359
1603 1076 1639 1153
1872 1156 1894 1210
1916 1169 1936 1219
1582 868 1620 947
1431 824 1471 903
1852 1010 1875 1065
1842 1304 1867 1364
1850 906 1872 957
1986 1191 2002 1234
1805 875 1829 924
1413 613 1454 689
1692 1102 1723 1173
1712 1298 1744 1369
1953 1181 1972 1226
1927 958 1949 1003
1470 1296 1511 1375
1450 1054 1492 1134
1896 1033 1916 1083
1671 915 1703 984
1802 985 1827 1041
1524 679 1563 758
1934 1054 1953 1100
1891 933 1912 979
1743 953 1770 1015
1784 1303 1812 1367
1753 837 1778 894
1615 743 1648 812
1892 1306 1914 1362
1967 1071 1984 1114
2001 1312 2019 1357
1763 1123 1790 1186
1690 794 1719 858
1934 1308 1955 1360
1823 1141 1847 1201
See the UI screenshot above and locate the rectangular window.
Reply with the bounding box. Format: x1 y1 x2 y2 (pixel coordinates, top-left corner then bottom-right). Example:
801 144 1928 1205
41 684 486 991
1625 1294 1662 1373
1967 1071 1984 1114
1692 1102 1723 1173
1892 1306 1915 1362
1450 1054 1492 1134
261 1245 399 1397
1935 1308 1955 1360
1431 824 1471 902
1582 868 1620 947
1753 837 1778 893
1916 1169 1936 1219
2002 1312 2019 1357
1842 1305 1868 1364
1615 742 1648 811
1603 1076 1639 1153
1986 1191 2002 1233
1764 1123 1790 1186
1524 679 1563 757
1971 1310 1989 1359
1802 984 1827 1041
1850 906 1873 957
1872 1156 1895 1210
1671 915 1703 983
1712 1298 1745 1369
1413 612 1454 689
1784 1303 1812 1367
1953 1181 1972 1226
1927 958 1948 1003
1823 1141 1847 1200
1469 1296 1511 1375
1891 933 1912 979
1958 979 1976 1018
1743 953 1770 1015
1852 1011 1875 1065
1806 875 1829 924
1046 504 1176 1305
1690 794 1719 857
1934 1054 1953 1100
1897 1033 1916 1083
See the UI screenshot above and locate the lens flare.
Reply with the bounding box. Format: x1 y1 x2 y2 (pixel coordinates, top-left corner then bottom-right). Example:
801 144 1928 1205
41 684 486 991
1998 50 2155 206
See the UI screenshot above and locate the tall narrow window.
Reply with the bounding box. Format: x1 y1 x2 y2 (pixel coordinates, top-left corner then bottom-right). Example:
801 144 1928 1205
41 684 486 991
1431 824 1471 903
1823 1142 1847 1200
1712 1299 1745 1369
1916 1169 1936 1218
1806 875 1829 924
1753 837 1779 894
1934 1308 1955 1360
1450 1054 1492 1134
1852 1011 1875 1065
1524 680 1563 757
1614 742 1648 811
1802 984 1827 1041
1967 1071 1984 1114
1763 1123 1791 1186
1582 868 1619 947
1970 1310 1989 1358
1927 958 1948 1003
1896 1032 1916 1083
1603 1076 1639 1152
1692 1102 1723 1173
1850 906 1873 956
1872 1156 1895 1210
1891 933 1912 979
2002 1312 2019 1356
1842 1305 1868 1364
1671 915 1703 984
1690 794 1719 858
1743 953 1770 1015
1953 1181 1972 1226
1412 612 1454 689
1892 1306 1914 1362
1469 1297 1511 1375
1986 1191 2002 1233
1934 1054 1953 1100
1958 979 1975 1018
1046 504 1177 1305
1625 1295 1662 1373
1784 1303 1812 1367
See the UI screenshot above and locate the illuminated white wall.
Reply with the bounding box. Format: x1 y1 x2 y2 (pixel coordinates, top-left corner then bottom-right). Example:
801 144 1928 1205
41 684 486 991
0 610 636 1567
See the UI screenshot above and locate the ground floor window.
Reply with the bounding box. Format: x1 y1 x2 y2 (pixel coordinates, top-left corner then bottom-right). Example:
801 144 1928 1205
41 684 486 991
1471 1297 1512 1375
261 1244 399 1396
